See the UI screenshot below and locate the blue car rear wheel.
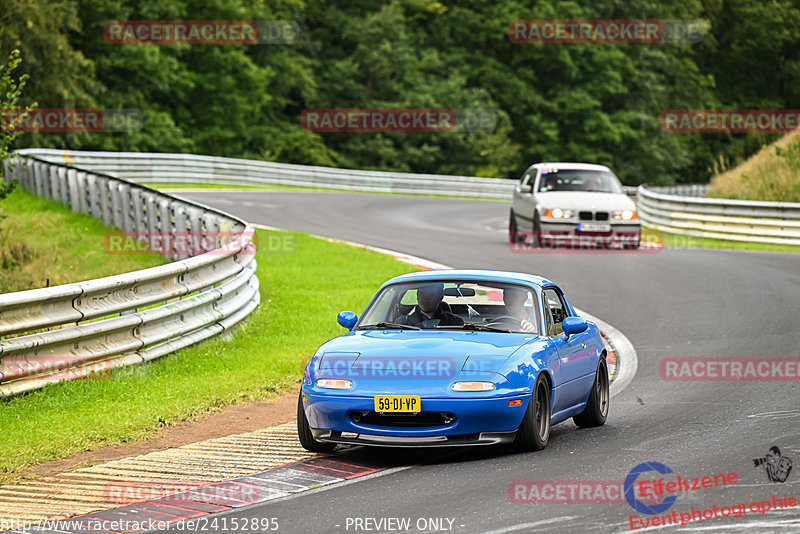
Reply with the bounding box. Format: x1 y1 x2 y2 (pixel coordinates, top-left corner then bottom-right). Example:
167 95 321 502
573 358 609 427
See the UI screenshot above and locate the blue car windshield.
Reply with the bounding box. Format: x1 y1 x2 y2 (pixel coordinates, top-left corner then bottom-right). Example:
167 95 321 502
356 281 540 334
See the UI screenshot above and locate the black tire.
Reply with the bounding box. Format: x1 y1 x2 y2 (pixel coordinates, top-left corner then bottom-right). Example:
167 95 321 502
297 391 336 453
514 373 551 452
573 358 610 428
531 212 542 248
508 210 518 244
509 210 526 246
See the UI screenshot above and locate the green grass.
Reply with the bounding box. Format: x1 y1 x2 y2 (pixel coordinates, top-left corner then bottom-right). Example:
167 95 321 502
0 189 166 293
646 226 800 253
0 228 415 481
708 133 800 202
145 182 506 202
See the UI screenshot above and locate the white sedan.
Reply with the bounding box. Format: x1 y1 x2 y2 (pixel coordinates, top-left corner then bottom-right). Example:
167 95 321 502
509 162 640 248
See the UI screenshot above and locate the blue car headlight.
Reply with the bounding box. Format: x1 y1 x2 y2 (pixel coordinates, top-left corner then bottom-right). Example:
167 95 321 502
315 378 353 390
451 381 496 392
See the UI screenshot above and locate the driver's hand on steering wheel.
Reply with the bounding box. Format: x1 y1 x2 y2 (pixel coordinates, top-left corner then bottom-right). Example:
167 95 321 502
520 319 536 333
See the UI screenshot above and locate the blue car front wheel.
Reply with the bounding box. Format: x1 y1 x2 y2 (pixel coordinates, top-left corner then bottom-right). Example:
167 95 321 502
297 391 337 453
513 373 551 452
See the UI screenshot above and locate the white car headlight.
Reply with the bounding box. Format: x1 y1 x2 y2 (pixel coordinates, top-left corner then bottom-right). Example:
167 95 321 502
614 210 638 221
543 208 573 219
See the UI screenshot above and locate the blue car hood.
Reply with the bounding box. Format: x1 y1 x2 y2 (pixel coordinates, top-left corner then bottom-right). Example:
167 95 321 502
317 330 536 371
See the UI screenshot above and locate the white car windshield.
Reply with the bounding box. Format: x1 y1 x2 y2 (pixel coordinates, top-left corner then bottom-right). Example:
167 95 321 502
538 169 623 193
357 280 540 334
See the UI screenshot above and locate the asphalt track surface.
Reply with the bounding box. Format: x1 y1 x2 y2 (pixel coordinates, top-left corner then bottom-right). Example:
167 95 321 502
175 190 800 533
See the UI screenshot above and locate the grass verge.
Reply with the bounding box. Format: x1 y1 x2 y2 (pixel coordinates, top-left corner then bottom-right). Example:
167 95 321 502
0 189 165 293
708 133 800 202
647 226 800 253
0 228 415 481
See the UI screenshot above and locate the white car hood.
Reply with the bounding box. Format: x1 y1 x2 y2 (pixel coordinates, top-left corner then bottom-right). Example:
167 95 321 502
536 191 636 211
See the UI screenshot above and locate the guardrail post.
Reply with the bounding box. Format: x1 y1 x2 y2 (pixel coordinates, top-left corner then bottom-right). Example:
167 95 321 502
58 166 70 205
112 182 126 230
99 176 113 227
203 212 222 250
32 161 45 197
87 174 101 219
173 203 189 260
131 188 147 234
67 168 81 213
76 171 90 215
123 183 136 232
144 192 160 233
158 197 176 259
49 165 61 202
186 206 205 253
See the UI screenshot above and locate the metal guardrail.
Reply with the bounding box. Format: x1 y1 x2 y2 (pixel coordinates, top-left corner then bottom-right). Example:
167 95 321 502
14 149 517 198
638 185 800 246
0 155 260 397
13 148 641 199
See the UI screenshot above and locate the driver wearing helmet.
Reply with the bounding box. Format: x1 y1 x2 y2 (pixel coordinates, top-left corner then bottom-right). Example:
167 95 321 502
396 283 464 329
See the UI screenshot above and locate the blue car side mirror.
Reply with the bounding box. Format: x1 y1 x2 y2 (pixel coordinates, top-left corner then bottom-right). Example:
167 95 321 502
337 311 358 330
562 317 589 337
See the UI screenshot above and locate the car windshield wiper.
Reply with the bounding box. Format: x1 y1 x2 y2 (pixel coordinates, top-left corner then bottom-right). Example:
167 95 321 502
437 323 510 333
356 322 421 330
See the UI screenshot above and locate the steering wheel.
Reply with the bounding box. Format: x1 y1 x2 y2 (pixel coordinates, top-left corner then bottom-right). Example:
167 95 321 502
484 315 522 328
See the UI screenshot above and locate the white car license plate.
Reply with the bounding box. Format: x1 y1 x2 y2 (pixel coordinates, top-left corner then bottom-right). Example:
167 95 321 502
578 223 611 232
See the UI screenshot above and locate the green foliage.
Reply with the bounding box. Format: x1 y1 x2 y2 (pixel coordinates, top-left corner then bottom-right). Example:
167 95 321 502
3 0 799 184
0 49 37 196
775 136 800 173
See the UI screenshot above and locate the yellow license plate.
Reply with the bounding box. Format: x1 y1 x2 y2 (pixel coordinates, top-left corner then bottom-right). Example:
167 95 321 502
374 395 421 413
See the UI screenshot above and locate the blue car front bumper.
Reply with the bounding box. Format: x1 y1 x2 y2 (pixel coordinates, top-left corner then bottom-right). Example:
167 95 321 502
302 391 530 446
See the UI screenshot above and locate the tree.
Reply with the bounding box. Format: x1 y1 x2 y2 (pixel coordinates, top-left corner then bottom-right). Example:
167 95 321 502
0 49 37 201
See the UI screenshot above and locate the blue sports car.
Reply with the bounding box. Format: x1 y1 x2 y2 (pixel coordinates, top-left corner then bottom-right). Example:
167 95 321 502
297 269 609 452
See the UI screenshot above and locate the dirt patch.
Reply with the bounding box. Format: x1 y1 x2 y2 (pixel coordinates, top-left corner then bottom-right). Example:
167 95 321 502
21 389 299 479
